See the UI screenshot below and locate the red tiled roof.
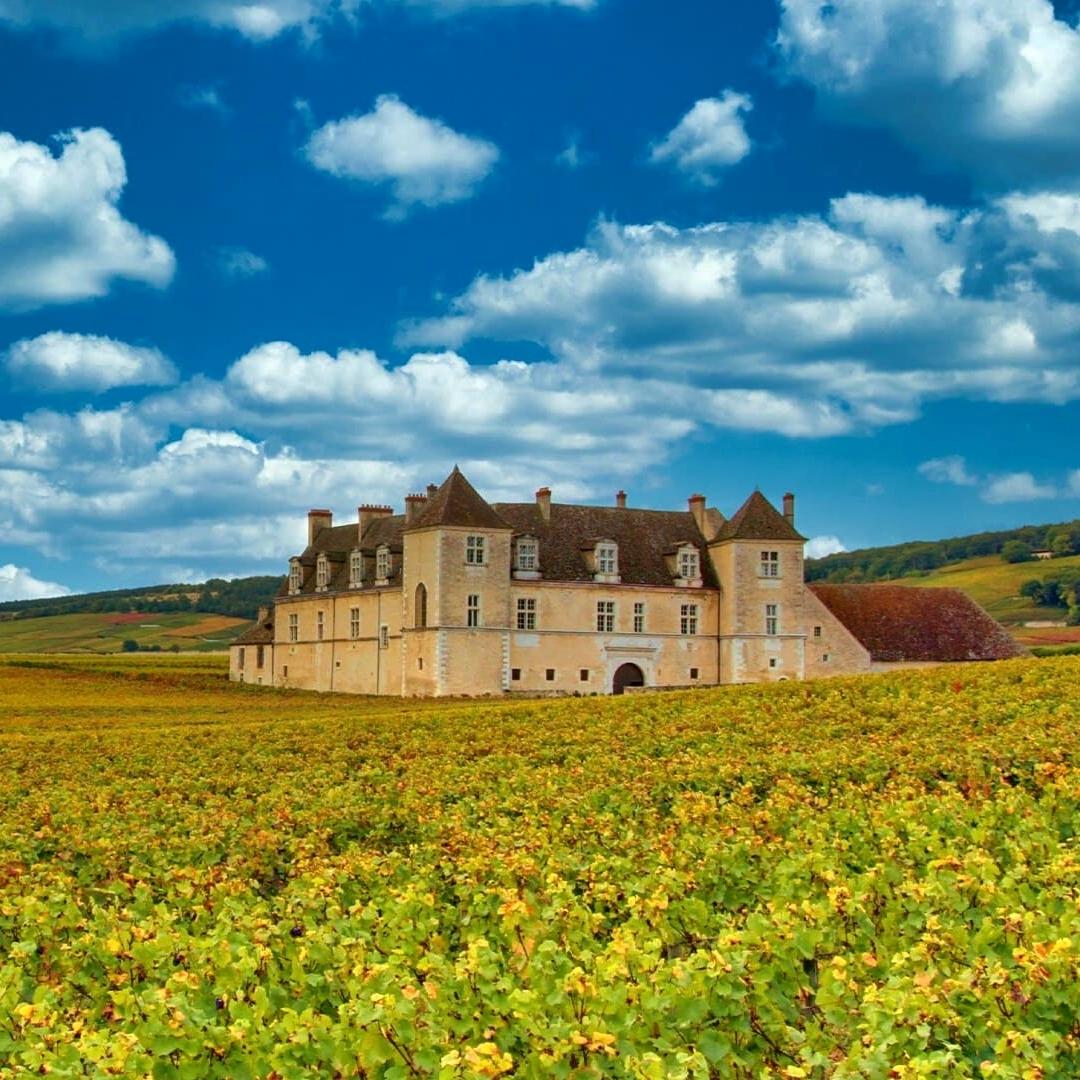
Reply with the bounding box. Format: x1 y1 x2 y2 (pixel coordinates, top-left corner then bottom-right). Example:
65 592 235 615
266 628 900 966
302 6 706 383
715 490 805 543
408 467 512 531
810 584 1025 662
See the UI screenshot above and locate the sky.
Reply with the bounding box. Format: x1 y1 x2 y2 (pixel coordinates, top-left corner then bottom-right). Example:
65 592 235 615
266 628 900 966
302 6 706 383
2 0 1080 598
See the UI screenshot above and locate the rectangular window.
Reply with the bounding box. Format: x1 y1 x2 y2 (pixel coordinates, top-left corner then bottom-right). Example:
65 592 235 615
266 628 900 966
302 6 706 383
580 668 589 682
283 665 288 678
316 559 330 589
633 602 645 634
680 603 698 635
376 549 390 580
545 668 555 681
822 653 830 663
349 607 360 639
379 624 389 649
466 535 486 565
516 539 537 571
765 603 779 636
238 647 245 670
288 563 301 593
467 594 481 628
511 668 521 681
769 657 778 669
256 645 264 668
813 625 822 638
596 543 618 575
350 552 363 586
596 600 615 632
760 550 780 578
288 613 299 643
316 611 325 640
690 667 699 680
516 597 536 631
679 549 700 580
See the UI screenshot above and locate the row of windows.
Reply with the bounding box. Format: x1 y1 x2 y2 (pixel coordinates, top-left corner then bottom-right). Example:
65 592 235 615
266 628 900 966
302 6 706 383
287 610 389 647
235 645 266 669
509 667 702 682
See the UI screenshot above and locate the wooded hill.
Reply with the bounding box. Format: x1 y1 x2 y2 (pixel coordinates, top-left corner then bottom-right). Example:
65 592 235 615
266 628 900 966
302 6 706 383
0 576 284 623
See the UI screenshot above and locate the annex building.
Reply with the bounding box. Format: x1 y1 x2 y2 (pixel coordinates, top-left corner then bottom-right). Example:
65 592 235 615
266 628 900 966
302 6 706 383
230 467 1021 696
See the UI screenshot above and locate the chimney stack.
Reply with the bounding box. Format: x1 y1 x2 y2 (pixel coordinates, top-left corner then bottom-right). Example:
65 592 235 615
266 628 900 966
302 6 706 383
426 482 438 500
358 504 393 540
615 490 627 508
536 486 551 523
308 509 332 546
404 492 428 525
783 492 795 526
688 494 706 532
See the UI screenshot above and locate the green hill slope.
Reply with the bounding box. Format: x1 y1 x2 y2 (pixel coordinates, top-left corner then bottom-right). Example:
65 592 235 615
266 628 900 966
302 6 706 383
0 612 251 654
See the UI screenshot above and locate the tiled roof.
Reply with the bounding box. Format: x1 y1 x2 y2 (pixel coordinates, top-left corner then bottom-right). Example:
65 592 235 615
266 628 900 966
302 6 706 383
810 584 1025 663
409 467 512 531
234 613 274 645
491 502 718 588
290 514 407 594
715 491 805 543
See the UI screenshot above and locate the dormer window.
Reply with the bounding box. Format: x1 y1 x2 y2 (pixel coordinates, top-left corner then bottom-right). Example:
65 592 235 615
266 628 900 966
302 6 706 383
288 559 302 595
349 550 363 588
466 535 486 565
376 545 391 583
515 537 538 572
596 542 618 575
316 554 330 591
678 546 700 582
760 551 780 578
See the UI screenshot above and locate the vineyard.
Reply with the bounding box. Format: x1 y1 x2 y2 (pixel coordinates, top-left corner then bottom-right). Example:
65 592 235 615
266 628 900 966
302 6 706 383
1 655 1077 1078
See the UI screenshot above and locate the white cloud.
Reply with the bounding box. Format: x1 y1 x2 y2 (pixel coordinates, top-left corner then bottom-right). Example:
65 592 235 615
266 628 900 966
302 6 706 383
217 247 269 279
555 137 585 170
6 332 177 392
178 85 227 113
649 91 752 184
918 455 979 486
0 564 71 601
304 95 499 218
805 535 847 559
0 0 593 41
778 0 1080 187
981 472 1057 503
0 128 175 310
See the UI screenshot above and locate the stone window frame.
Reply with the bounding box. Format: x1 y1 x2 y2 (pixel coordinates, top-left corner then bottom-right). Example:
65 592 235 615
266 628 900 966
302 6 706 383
596 541 618 575
760 550 780 578
349 550 363 588
765 603 779 636
379 624 389 649
465 534 487 565
516 597 537 631
288 613 299 642
596 600 615 633
349 607 360 639
315 554 330 591
633 602 646 633
288 559 302 595
375 545 391 583
677 545 700 582
680 603 698 635
514 536 539 572
316 611 325 640
466 594 481 628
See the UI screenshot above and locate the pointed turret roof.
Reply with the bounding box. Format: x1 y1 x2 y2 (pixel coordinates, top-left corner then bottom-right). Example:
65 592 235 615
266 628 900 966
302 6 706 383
715 490 805 542
408 467 512 531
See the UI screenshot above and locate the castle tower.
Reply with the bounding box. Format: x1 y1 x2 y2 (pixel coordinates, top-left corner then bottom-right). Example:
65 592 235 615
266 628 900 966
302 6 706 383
708 491 807 683
401 467 514 696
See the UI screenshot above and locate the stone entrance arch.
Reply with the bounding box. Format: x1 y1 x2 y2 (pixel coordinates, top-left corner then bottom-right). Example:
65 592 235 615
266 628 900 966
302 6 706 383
612 662 645 695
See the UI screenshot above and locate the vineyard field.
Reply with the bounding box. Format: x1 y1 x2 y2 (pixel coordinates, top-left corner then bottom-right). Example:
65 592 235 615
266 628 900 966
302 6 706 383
1 654 1078 1078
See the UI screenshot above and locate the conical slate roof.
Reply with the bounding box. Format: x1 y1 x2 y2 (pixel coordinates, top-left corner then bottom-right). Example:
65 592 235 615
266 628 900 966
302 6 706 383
408 467 512 531
714 490 805 542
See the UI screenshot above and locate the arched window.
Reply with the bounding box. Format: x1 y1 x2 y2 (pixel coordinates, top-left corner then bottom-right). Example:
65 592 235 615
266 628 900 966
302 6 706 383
415 583 428 628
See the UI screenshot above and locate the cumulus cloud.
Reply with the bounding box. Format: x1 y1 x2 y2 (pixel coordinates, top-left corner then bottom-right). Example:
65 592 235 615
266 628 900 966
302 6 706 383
0 0 593 42
5 332 178 392
217 247 269 279
304 95 499 218
805 535 847 559
402 191 1080 434
777 0 1080 187
0 564 71 601
918 455 979 487
0 128 175 310
649 91 752 184
981 472 1057 503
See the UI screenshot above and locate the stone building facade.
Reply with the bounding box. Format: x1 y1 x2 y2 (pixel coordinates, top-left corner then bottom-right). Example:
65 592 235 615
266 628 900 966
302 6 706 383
229 468 1021 696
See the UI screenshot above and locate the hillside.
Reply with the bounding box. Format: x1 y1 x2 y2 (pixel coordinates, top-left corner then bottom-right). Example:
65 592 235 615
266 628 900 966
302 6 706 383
0 612 251 654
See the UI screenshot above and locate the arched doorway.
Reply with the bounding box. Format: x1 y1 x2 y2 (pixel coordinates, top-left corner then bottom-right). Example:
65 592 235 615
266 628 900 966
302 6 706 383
414 583 427 628
613 662 645 695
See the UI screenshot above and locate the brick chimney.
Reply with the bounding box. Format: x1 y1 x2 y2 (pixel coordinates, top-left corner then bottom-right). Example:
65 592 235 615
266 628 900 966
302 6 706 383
404 492 428 525
536 486 551 523
783 492 795 527
308 509 332 546
358 504 393 541
615 490 627 508
688 494 706 532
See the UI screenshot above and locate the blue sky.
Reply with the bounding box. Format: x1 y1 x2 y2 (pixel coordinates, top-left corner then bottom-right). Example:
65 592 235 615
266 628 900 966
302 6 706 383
2 0 1080 598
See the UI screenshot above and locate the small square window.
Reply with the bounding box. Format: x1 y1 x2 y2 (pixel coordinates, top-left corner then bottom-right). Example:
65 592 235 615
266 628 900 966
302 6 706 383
769 657 778 668
689 667 699 680
823 653 830 663
511 668 521 681
545 668 555 681
579 668 589 681
813 625 822 638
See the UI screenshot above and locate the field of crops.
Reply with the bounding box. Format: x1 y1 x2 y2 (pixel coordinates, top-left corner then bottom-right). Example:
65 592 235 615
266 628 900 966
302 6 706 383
1 655 1077 1078
0 613 250 654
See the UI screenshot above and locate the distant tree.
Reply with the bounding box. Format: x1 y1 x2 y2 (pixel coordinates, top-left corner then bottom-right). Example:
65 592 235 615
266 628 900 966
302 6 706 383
1001 541 1033 564
121 639 139 652
1020 579 1044 602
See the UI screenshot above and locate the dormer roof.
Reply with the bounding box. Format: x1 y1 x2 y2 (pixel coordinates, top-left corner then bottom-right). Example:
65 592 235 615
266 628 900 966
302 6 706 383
714 491 805 543
407 467 512 531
